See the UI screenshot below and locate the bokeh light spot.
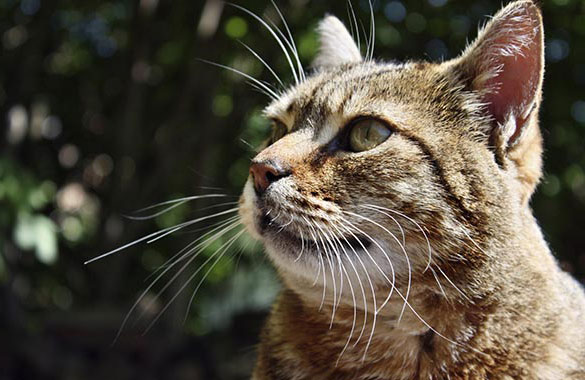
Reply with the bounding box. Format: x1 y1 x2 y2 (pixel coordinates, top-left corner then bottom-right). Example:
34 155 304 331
7 105 28 145
2 26 28 50
547 39 570 62
377 25 401 47
213 94 233 117
225 17 248 39
62 216 84 242
384 1 406 23
41 116 63 140
92 154 114 177
58 144 80 168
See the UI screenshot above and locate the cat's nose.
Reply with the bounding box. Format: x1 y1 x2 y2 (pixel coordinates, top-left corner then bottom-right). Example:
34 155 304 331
249 160 290 195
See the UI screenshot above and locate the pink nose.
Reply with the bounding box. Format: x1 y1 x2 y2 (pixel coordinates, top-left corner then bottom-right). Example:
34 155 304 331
249 161 290 195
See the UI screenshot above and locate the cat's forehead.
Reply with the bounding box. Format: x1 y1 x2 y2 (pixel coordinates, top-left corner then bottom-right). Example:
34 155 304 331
263 61 446 130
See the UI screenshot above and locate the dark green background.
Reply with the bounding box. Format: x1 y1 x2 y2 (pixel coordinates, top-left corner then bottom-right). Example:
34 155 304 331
1 0 584 379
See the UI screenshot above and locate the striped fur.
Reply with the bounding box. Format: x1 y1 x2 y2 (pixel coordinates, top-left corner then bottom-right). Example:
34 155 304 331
239 2 585 379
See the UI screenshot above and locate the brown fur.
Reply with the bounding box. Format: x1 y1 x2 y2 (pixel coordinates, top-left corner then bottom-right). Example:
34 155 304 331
239 2 585 379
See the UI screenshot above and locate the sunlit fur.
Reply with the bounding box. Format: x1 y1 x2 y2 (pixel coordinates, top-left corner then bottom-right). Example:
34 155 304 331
239 1 585 379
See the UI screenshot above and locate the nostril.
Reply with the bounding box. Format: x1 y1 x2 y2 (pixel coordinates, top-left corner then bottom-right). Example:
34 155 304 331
265 170 279 183
250 160 290 195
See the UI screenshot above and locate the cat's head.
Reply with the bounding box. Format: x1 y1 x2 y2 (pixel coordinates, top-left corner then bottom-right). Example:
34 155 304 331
239 1 544 297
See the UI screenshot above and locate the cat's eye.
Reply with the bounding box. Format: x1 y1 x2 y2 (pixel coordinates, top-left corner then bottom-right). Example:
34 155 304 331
269 120 288 145
348 118 392 152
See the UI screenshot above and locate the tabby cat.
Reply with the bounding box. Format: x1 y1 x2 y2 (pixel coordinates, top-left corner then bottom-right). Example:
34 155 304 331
237 1 585 379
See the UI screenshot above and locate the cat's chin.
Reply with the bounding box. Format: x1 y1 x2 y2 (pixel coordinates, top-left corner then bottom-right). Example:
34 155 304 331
259 215 371 263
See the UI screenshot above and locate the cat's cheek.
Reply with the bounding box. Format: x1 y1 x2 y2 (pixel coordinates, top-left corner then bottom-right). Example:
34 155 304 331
238 179 263 241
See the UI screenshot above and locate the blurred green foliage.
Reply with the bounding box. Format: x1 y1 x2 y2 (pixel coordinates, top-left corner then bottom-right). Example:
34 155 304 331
1 0 584 379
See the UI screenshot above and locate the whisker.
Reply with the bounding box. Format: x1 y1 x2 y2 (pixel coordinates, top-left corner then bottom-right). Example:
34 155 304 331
87 206 239 265
341 215 484 358
435 264 472 302
347 0 361 53
359 19 370 61
338 217 390 361
195 185 227 192
197 59 279 100
367 0 375 61
336 253 357 366
294 227 305 262
393 283 485 357
342 211 398 313
269 0 305 81
246 80 279 100
346 1 356 50
320 226 345 327
227 3 300 85
312 249 323 286
365 206 406 247
144 229 245 333
302 216 327 309
335 217 381 358
112 218 242 343
454 219 490 257
239 137 256 152
358 207 411 322
146 208 238 244
124 194 233 221
183 229 246 323
237 40 285 87
144 215 241 281
137 221 242 306
313 221 338 324
361 206 469 307
326 223 362 362
365 204 433 273
330 221 370 348
429 265 448 301
85 220 198 265
277 215 294 232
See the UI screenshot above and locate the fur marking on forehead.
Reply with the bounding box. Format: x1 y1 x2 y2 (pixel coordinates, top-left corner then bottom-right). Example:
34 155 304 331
264 62 405 126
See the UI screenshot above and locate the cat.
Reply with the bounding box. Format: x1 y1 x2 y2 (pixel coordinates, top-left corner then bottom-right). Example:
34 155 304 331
237 1 585 379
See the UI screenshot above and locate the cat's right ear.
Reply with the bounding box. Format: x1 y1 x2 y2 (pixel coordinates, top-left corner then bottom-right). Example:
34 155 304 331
312 16 362 69
452 1 544 150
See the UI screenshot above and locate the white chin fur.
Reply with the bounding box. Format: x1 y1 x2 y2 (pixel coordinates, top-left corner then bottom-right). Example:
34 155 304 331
239 178 262 241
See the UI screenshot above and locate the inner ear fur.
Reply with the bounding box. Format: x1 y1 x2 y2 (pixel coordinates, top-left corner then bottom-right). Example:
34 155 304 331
453 1 544 151
451 1 545 204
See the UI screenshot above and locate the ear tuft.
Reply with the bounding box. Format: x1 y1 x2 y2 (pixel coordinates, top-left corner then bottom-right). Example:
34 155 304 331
456 1 544 148
312 16 362 69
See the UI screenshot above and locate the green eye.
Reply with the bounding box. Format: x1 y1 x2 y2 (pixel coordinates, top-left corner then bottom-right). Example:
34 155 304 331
348 118 392 152
270 120 287 144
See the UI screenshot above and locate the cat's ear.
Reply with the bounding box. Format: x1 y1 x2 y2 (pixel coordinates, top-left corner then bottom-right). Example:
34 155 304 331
312 16 362 69
454 0 544 149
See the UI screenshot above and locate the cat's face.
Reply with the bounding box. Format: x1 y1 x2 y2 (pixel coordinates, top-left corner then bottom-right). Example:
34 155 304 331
240 62 475 283
239 2 544 296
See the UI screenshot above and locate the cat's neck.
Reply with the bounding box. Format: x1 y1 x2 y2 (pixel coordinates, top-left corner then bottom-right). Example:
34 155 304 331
267 284 479 379
266 213 558 378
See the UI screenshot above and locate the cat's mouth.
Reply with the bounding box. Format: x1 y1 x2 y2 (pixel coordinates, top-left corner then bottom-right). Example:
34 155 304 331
258 213 371 255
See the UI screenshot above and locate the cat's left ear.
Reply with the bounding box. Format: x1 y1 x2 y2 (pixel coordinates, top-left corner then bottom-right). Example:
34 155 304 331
312 16 362 69
453 0 544 149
